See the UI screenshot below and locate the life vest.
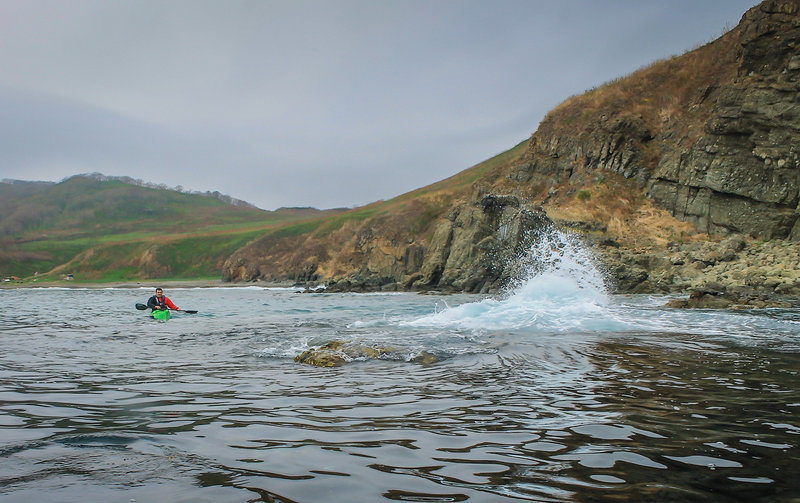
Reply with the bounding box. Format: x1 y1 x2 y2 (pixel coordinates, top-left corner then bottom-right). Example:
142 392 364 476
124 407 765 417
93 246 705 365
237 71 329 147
151 295 167 309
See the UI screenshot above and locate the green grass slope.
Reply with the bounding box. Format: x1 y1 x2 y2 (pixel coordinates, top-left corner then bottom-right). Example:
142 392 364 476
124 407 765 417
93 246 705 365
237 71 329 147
0 175 343 283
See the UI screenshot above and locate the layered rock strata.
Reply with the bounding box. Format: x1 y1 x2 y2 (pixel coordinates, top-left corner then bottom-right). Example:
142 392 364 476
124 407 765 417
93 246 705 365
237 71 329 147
520 0 799 241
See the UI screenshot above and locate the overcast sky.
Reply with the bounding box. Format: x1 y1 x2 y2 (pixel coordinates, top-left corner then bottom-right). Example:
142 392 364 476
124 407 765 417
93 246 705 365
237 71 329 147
0 0 757 210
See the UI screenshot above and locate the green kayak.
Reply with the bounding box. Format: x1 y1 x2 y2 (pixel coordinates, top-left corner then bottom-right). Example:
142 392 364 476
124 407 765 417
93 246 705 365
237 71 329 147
151 309 171 320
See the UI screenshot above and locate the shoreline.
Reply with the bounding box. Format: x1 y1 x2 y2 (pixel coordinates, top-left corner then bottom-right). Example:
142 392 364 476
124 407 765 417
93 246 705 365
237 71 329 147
0 279 299 290
3 277 798 309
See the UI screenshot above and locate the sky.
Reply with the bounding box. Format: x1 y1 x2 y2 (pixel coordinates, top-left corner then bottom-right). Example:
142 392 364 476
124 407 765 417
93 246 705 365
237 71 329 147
0 0 758 210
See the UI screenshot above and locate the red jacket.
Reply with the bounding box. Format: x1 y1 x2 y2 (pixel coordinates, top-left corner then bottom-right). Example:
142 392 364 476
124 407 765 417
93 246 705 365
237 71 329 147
147 295 179 311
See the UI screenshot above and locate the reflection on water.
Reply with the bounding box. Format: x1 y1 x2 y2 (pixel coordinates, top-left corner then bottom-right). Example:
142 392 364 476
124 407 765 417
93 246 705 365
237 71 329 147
0 286 799 502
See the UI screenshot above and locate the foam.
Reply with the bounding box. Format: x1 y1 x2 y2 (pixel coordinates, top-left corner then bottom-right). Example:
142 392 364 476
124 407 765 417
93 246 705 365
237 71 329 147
405 228 800 342
407 228 616 332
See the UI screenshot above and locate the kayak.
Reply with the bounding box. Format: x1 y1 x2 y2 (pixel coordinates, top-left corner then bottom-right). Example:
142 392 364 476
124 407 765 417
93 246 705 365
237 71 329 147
135 303 197 317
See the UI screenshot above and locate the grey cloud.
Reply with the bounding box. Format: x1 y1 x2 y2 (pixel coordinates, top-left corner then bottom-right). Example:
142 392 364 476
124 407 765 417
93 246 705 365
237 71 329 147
0 0 757 209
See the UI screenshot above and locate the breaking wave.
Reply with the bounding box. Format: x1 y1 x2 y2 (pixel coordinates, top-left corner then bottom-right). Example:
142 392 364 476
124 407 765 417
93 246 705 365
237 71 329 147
406 227 622 332
406 228 800 344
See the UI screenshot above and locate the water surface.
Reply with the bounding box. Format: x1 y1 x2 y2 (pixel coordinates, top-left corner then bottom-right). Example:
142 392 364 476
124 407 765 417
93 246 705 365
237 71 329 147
2 243 799 502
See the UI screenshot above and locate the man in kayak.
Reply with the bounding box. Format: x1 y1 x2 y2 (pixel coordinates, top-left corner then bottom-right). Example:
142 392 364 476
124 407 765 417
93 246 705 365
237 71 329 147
146 287 182 312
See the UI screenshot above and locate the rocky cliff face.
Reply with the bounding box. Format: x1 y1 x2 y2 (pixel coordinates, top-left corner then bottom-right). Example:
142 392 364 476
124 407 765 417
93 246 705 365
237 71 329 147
224 1 800 300
411 194 551 293
233 191 556 294
650 0 800 239
519 0 799 241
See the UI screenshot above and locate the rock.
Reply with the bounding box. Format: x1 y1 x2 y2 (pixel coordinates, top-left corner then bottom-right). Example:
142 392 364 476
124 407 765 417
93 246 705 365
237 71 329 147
666 280 798 309
687 289 734 308
294 341 438 367
702 281 726 294
381 282 399 292
597 238 621 247
410 351 439 365
294 341 395 367
719 248 738 262
722 235 747 252
294 341 349 367
480 194 521 211
402 273 424 289
607 265 649 292
417 195 554 293
665 298 689 308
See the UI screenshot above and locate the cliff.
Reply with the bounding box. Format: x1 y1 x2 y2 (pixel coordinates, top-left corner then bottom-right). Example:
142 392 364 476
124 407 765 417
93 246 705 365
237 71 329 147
224 0 800 300
519 0 799 240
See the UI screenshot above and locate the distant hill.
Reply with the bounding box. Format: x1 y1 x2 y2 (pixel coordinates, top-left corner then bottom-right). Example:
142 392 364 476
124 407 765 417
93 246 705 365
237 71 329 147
0 174 344 281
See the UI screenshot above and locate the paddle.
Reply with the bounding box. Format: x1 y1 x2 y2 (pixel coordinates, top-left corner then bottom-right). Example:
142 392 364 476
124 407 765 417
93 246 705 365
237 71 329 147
135 303 197 314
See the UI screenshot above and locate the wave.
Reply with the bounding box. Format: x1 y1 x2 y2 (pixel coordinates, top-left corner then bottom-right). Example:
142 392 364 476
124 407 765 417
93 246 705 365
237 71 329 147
404 228 800 343
406 227 621 332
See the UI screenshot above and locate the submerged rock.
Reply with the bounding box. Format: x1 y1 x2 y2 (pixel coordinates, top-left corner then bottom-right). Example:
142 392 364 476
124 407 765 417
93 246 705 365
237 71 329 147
294 340 439 367
294 341 349 367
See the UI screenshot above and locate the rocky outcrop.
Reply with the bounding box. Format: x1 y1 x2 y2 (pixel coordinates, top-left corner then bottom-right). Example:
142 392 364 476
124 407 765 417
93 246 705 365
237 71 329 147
412 194 552 292
322 194 553 293
594 235 800 305
665 284 795 309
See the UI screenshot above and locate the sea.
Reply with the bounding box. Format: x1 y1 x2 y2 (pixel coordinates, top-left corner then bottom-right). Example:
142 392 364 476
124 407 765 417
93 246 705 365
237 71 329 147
1 230 799 502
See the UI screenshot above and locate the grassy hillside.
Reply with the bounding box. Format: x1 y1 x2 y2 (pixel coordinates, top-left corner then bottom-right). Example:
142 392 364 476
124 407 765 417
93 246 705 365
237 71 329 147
258 139 529 246
0 175 343 282
222 140 530 283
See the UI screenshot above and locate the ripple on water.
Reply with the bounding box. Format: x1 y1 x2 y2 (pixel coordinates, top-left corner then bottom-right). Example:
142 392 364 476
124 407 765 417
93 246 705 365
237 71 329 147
0 287 799 502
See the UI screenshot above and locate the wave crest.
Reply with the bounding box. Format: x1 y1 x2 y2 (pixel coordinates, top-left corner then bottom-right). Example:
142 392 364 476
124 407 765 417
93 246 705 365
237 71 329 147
408 228 616 331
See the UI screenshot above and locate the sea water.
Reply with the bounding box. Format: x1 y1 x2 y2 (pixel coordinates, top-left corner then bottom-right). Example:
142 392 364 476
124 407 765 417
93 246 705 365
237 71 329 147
1 232 799 502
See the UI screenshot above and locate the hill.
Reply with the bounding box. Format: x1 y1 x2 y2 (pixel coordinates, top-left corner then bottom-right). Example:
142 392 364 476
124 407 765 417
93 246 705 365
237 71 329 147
222 0 800 302
0 174 344 282
222 140 529 289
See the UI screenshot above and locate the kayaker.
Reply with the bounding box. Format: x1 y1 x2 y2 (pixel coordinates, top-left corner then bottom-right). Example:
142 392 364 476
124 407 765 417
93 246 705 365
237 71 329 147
146 287 182 312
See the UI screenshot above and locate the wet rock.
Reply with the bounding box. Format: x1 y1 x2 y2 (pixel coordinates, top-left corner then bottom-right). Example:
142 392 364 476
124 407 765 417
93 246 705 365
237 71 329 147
294 341 438 367
417 194 554 293
294 342 348 367
410 352 439 365
665 282 796 309
664 298 690 308
294 341 395 367
686 288 734 309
